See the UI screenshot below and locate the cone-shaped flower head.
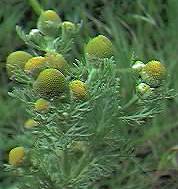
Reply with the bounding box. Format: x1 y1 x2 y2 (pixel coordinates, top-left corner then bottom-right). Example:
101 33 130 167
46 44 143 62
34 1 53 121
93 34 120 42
6 51 32 77
141 60 166 87
85 35 113 59
24 119 39 129
24 56 46 77
33 68 68 98
69 80 88 100
35 98 50 112
9 147 25 166
37 10 61 36
45 52 69 74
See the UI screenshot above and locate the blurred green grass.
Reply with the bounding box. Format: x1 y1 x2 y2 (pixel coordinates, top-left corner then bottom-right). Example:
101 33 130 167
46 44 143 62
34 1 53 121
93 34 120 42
0 0 178 188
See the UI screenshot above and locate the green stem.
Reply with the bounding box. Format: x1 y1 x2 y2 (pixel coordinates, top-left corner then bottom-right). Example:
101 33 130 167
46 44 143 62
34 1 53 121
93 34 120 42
87 68 98 84
28 0 44 16
122 94 139 110
116 68 133 75
63 149 71 178
72 150 90 178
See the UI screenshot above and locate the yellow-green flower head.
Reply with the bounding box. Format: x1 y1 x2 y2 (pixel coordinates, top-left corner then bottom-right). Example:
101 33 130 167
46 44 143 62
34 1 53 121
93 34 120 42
141 60 166 87
9 147 25 166
6 51 32 78
62 21 76 33
85 35 114 59
35 98 50 112
69 80 88 100
45 52 69 74
33 68 68 98
24 119 39 129
24 56 46 77
132 60 145 74
37 10 61 36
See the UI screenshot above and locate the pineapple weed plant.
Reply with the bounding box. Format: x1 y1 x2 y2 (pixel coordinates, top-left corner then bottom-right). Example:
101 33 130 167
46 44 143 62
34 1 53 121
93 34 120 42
5 3 173 189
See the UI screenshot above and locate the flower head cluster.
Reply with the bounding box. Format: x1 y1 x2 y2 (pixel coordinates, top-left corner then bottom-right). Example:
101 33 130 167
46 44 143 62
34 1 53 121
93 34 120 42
4 9 135 189
6 5 172 189
6 10 84 102
6 13 114 171
132 60 167 99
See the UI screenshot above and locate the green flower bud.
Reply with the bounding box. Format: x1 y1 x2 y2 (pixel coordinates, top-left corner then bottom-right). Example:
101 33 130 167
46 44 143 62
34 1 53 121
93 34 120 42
33 68 68 99
136 83 154 99
24 119 39 129
140 60 166 87
69 80 88 100
62 21 76 33
34 98 50 113
6 51 32 78
24 56 46 78
132 60 145 74
85 35 114 59
37 10 61 37
45 52 69 75
9 147 25 166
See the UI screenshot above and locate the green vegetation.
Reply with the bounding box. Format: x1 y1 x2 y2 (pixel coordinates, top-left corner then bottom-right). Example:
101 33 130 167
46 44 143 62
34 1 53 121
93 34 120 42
1 0 178 189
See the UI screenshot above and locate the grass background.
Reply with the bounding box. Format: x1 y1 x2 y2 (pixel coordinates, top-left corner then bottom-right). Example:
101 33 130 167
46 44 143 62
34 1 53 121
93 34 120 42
0 0 178 188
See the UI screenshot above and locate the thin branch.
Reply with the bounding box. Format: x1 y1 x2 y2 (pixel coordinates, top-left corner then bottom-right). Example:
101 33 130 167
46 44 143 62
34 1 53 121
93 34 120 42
28 0 43 16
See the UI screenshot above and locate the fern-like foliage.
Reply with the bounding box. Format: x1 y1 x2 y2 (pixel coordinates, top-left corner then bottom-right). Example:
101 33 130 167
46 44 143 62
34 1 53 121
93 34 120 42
5 9 172 189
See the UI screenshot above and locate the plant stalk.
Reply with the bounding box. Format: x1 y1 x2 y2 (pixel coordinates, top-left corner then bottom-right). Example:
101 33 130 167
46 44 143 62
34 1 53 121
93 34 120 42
122 94 139 110
63 149 71 178
73 150 90 179
28 0 44 16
